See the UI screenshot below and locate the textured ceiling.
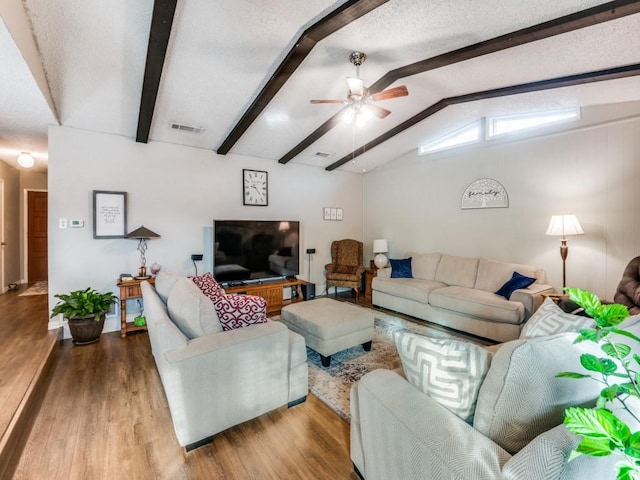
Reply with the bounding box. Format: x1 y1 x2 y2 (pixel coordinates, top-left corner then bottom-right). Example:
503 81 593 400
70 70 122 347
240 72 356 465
1 0 640 174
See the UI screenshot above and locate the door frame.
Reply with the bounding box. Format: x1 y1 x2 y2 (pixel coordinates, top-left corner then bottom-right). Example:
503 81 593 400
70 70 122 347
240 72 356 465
23 188 48 283
0 180 4 293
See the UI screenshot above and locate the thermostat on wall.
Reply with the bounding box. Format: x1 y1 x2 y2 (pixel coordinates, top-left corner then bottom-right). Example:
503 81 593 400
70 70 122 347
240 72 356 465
69 220 84 228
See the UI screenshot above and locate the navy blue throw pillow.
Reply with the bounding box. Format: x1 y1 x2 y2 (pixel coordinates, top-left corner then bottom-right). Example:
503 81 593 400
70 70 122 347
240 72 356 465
495 271 536 299
390 257 413 278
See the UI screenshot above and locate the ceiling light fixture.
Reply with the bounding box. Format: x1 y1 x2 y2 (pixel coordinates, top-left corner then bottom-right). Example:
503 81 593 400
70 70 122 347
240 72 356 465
17 152 35 168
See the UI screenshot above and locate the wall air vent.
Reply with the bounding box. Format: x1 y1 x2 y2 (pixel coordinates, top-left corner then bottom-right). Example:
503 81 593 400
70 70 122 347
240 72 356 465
170 122 204 134
314 151 332 158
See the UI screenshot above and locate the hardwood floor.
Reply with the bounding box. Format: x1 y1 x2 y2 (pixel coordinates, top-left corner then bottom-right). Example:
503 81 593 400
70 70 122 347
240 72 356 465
10 290 359 479
0 285 60 478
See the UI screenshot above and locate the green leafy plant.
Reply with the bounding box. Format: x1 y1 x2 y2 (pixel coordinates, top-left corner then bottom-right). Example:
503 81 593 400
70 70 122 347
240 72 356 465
556 287 640 479
50 287 118 321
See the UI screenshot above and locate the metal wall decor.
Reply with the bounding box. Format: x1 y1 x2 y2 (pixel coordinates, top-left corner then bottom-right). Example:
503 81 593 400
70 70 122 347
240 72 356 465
461 178 508 209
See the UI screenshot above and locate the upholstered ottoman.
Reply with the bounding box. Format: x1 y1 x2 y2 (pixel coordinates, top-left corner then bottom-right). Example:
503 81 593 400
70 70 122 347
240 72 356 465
281 298 375 367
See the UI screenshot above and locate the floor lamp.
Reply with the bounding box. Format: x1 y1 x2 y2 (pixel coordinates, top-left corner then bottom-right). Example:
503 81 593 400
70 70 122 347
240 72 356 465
546 214 584 289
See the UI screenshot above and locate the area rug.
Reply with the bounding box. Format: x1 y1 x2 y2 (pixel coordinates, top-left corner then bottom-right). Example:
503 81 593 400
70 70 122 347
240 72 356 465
274 307 479 422
19 281 48 296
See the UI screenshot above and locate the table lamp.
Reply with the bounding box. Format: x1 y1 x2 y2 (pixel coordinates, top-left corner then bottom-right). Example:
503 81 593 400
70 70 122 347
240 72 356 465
373 239 389 269
545 214 583 288
126 225 161 278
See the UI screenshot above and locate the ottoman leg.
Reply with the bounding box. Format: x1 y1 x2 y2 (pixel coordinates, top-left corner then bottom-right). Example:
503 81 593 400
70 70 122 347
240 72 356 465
362 341 372 351
320 354 332 367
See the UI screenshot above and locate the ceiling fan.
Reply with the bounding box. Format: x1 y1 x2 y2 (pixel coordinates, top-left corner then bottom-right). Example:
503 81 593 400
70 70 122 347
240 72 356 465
310 51 409 123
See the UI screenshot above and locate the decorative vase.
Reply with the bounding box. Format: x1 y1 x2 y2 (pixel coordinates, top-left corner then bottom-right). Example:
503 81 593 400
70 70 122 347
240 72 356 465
67 314 106 345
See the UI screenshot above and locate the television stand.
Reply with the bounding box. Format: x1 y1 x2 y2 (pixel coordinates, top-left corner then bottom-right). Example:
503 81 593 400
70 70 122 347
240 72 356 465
222 278 310 315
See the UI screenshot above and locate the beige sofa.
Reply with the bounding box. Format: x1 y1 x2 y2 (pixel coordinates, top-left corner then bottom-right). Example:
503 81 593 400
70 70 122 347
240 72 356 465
372 253 553 342
350 326 640 480
140 275 308 450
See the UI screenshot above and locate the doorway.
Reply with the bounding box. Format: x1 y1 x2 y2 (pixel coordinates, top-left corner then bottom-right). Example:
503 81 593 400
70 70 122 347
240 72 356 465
27 191 48 282
0 180 4 291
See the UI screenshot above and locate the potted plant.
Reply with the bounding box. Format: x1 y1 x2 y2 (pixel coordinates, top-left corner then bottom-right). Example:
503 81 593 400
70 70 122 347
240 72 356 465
556 288 640 479
50 287 118 345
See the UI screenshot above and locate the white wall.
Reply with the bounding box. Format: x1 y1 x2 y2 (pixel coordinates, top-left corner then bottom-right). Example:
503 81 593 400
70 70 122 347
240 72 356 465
48 126 363 333
364 105 640 300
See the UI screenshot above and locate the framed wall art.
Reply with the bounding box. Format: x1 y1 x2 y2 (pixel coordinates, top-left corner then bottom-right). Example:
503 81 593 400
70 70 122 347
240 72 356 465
461 178 509 209
93 190 128 238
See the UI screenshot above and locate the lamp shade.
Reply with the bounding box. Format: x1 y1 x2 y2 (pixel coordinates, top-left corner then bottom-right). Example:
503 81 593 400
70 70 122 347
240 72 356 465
545 215 584 238
373 239 388 253
126 225 160 239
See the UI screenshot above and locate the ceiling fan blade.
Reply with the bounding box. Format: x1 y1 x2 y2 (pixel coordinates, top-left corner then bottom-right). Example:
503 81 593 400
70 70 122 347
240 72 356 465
347 77 364 96
366 104 392 119
370 85 409 102
310 99 346 104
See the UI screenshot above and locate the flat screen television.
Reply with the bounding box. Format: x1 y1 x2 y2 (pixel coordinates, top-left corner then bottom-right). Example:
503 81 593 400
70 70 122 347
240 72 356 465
213 220 300 283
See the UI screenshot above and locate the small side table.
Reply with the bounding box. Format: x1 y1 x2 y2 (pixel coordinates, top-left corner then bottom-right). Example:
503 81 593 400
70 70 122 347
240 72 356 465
541 292 565 305
364 268 377 303
117 277 155 338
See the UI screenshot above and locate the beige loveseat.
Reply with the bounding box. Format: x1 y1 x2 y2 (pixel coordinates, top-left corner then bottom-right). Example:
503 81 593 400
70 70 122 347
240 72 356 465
372 253 553 342
141 274 308 450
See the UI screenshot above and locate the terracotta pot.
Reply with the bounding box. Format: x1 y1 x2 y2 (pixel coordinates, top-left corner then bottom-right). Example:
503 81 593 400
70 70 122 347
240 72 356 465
67 313 106 345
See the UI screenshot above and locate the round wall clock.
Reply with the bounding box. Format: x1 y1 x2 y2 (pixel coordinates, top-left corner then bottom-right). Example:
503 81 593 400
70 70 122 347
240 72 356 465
243 169 268 206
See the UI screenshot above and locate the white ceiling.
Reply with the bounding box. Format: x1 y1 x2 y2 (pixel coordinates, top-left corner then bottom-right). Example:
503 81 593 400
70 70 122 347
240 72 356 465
1 0 640 174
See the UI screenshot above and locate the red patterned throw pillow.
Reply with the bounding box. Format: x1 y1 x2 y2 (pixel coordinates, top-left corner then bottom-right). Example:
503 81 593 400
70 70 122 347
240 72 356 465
212 295 268 331
190 272 267 331
190 272 225 300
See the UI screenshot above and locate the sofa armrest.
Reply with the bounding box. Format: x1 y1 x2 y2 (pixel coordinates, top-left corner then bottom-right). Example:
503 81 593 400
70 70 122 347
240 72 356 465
376 267 391 279
510 283 553 320
503 424 618 480
353 369 510 480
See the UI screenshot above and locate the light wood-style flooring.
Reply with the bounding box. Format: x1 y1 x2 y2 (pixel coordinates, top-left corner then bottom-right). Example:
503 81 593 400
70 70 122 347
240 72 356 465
7 288 360 479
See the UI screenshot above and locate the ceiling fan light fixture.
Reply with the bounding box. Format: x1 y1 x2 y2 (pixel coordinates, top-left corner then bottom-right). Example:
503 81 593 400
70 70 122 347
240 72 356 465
17 152 35 168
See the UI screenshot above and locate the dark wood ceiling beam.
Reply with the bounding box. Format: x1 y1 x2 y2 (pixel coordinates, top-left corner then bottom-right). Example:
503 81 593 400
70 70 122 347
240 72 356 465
325 64 640 171
369 0 640 94
281 0 640 165
216 0 389 155
136 0 178 143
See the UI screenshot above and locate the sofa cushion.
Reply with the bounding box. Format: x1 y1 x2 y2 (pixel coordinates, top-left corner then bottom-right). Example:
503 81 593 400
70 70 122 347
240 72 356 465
394 331 491 423
434 255 479 288
520 297 596 338
475 257 538 292
212 294 268 331
473 332 602 454
429 286 524 325
390 257 413 278
408 253 442 281
155 271 182 303
167 277 222 338
495 272 536 299
190 271 225 300
372 276 446 304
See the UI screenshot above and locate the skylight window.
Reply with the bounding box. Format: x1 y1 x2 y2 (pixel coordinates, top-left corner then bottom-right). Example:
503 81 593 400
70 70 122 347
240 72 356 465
418 121 481 155
487 108 580 137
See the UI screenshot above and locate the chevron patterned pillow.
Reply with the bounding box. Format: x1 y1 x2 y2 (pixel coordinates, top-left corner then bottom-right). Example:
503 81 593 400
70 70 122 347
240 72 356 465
520 297 595 339
394 331 491 423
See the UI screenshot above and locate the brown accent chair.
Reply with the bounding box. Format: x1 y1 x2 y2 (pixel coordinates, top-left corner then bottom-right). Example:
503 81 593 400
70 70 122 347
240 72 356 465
614 256 640 315
325 239 365 302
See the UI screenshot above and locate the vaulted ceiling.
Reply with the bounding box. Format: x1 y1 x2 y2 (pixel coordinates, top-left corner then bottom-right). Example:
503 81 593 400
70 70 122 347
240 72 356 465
2 0 640 174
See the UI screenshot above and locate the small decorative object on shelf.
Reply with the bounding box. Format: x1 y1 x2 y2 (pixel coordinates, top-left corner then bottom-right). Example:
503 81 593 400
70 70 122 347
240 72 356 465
150 263 161 277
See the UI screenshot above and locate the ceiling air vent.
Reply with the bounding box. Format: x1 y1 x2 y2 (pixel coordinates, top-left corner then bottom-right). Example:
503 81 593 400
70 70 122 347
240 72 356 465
314 151 332 158
170 122 204 134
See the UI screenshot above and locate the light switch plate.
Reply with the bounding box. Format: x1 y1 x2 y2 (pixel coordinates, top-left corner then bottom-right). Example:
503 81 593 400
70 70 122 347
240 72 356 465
59 218 67 229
